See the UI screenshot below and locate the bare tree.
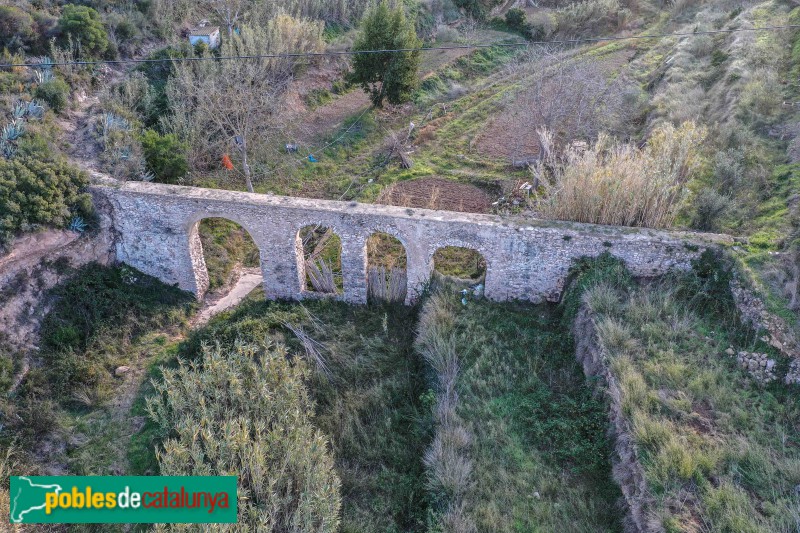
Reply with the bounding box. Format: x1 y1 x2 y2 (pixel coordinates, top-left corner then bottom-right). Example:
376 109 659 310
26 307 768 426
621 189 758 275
204 0 245 39
504 46 636 164
166 19 323 192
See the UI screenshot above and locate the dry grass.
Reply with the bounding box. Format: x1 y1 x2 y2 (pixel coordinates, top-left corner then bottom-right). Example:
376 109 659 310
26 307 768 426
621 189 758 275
532 121 706 228
367 266 407 303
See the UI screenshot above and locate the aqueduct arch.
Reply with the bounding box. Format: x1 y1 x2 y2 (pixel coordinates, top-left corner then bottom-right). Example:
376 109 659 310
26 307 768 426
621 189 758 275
91 179 728 305
187 214 264 298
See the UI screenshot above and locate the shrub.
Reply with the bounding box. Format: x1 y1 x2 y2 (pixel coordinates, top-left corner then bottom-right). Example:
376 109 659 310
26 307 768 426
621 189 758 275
452 0 501 20
39 264 194 405
148 340 342 532
58 5 108 56
140 129 188 183
505 8 533 38
0 6 35 52
34 78 70 114
556 0 626 37
690 188 730 231
532 121 707 228
0 157 91 246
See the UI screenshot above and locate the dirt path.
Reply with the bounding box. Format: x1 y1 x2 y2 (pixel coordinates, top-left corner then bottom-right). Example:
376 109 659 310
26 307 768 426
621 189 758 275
192 267 263 326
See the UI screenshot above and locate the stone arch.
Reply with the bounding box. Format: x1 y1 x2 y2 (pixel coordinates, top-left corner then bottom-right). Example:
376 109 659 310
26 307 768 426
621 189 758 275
431 244 488 284
187 214 263 300
296 224 344 295
365 231 408 303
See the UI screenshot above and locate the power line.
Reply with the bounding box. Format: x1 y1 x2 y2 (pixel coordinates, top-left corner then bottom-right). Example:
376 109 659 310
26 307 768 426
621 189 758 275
1 24 799 69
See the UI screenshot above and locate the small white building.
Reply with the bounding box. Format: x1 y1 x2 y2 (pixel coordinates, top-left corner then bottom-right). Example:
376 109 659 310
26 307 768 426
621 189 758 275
189 24 221 50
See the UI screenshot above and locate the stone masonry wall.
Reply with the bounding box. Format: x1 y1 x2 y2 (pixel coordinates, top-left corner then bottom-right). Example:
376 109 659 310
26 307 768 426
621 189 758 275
90 179 729 305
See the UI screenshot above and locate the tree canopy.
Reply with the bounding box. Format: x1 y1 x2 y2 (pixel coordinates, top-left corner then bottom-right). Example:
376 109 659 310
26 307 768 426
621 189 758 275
351 1 422 108
0 157 91 246
58 5 108 56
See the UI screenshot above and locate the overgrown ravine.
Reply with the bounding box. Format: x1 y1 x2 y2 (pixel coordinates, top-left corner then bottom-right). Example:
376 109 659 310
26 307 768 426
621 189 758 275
167 282 624 532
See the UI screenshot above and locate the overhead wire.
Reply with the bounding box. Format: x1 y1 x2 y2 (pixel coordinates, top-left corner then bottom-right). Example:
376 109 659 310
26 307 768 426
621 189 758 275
1 24 799 69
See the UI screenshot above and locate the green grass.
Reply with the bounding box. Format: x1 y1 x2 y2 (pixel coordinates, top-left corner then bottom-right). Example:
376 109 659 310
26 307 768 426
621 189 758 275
198 217 260 291
418 287 622 532
579 257 800 531
38 263 195 406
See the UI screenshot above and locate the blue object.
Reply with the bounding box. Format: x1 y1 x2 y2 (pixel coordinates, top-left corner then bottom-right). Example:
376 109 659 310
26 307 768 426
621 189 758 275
308 154 318 163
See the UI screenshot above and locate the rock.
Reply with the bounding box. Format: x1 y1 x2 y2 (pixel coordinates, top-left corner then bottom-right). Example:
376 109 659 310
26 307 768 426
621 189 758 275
725 348 735 356
533 491 541 500
115 366 131 377
766 360 775 371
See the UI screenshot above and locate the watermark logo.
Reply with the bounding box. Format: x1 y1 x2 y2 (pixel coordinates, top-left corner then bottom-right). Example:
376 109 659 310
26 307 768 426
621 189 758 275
9 476 237 524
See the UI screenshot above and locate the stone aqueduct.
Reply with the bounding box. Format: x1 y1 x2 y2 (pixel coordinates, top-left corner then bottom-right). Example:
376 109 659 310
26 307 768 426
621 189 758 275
91 179 726 305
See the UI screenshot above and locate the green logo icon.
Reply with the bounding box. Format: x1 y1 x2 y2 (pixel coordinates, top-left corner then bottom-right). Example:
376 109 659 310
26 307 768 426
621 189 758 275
9 476 237 524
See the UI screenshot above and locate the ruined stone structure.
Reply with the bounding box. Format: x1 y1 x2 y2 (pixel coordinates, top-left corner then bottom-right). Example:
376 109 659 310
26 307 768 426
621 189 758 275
90 179 728 305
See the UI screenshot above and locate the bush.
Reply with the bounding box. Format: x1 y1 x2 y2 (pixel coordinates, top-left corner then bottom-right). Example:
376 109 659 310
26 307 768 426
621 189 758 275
34 78 70 114
0 6 35 52
58 4 108 56
140 129 188 183
453 0 501 20
556 0 626 37
148 340 341 532
690 188 730 231
505 8 531 37
39 264 194 405
0 157 91 246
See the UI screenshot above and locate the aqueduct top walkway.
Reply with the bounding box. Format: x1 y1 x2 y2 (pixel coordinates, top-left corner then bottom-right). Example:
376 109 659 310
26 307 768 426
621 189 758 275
90 178 729 305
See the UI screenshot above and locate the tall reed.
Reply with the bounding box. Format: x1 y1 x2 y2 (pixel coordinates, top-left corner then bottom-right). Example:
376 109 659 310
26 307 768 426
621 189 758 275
533 121 706 228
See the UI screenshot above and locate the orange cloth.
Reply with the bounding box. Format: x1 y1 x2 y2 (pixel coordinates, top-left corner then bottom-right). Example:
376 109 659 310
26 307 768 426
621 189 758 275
221 154 234 170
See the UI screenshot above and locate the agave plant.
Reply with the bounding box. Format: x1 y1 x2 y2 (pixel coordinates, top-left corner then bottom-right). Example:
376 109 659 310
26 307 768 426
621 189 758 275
138 161 156 182
11 100 44 121
0 139 16 159
33 57 55 84
68 216 87 233
2 119 25 142
100 112 131 135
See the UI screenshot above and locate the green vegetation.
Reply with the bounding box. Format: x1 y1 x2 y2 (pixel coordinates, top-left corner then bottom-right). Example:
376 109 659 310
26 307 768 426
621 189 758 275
432 246 486 280
140 129 188 183
418 287 621 532
58 5 109 57
0 156 92 247
197 218 260 291
34 77 70 114
175 297 429 532
149 340 341 532
352 0 422 107
39 264 195 406
577 255 800 531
